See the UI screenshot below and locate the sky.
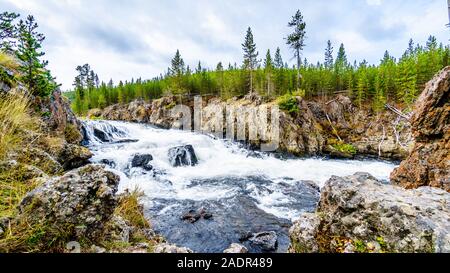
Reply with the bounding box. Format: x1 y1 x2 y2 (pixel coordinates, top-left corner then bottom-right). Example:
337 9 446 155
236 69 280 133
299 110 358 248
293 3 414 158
1 0 449 90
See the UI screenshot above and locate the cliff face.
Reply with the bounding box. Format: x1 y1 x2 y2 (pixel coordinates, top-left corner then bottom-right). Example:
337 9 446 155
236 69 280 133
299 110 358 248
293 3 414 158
97 95 412 160
391 67 450 192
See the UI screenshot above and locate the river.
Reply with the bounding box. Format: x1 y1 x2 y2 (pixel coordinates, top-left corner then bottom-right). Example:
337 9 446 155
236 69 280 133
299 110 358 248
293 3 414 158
82 120 397 253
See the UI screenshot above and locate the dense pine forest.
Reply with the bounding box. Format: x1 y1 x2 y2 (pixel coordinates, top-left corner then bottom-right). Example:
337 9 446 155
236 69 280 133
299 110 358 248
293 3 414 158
68 11 450 115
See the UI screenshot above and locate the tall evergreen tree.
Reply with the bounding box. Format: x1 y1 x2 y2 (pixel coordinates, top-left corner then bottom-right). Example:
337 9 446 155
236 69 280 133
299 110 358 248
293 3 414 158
274 47 283 69
0 12 20 51
264 49 274 96
324 40 334 69
16 15 54 96
170 49 185 76
286 10 306 89
242 27 259 94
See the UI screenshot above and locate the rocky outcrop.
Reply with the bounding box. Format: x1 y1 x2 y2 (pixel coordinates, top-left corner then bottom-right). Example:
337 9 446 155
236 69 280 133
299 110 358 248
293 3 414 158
100 95 412 160
289 173 450 253
18 165 120 240
391 67 450 192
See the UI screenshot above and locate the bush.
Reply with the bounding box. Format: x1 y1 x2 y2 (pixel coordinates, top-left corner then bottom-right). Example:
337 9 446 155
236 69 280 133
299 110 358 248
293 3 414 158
332 142 357 155
277 94 300 114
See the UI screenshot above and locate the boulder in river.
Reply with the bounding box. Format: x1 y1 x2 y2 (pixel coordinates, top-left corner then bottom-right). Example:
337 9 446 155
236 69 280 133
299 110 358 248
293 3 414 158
223 243 248 253
391 67 450 192
131 154 153 171
248 231 278 251
181 207 213 223
168 145 198 167
289 173 450 253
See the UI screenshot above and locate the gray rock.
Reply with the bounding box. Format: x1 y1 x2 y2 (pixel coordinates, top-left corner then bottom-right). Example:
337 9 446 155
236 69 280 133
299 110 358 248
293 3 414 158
131 154 153 171
249 231 278 251
153 243 193 253
19 164 120 240
168 145 198 167
289 172 450 253
223 243 248 253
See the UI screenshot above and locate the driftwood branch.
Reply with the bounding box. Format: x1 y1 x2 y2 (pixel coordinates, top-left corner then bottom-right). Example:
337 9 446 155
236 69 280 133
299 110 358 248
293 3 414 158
385 104 411 120
325 113 342 142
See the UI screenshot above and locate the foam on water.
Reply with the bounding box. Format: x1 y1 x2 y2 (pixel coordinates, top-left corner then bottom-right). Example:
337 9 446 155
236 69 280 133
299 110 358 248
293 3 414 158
84 120 397 221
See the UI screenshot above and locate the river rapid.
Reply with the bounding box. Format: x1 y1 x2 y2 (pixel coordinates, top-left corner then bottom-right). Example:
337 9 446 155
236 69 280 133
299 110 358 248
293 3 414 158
82 120 397 253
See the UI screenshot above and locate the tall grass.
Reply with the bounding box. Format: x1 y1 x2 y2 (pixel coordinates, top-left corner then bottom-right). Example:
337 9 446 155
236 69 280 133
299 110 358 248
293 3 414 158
0 92 40 160
0 51 19 70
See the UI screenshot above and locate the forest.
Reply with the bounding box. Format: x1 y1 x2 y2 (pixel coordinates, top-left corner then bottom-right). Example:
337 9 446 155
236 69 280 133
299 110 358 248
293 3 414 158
9 9 442 116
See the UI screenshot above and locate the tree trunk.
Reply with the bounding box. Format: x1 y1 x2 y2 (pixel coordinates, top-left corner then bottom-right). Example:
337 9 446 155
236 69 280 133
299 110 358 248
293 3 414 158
297 49 301 90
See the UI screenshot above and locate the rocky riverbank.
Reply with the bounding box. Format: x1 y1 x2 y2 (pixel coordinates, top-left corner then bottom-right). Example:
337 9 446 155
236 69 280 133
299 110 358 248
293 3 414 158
93 94 413 161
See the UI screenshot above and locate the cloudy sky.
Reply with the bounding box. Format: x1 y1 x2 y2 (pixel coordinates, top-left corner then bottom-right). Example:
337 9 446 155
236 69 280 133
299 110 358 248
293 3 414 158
1 0 448 90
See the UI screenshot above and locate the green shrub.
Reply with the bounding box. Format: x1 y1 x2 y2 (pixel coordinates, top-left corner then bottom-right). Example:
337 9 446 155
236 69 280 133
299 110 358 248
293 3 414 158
332 142 357 155
277 94 299 114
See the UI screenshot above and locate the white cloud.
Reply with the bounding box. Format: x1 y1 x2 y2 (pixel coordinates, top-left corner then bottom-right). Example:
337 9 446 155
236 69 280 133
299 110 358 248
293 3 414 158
1 0 447 90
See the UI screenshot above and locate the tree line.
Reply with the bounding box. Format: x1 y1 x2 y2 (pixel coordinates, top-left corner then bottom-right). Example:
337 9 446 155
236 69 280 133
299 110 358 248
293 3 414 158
71 10 449 115
0 12 57 97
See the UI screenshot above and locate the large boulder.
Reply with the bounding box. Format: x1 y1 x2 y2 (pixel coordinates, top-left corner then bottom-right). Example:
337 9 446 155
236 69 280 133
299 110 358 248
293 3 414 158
391 67 450 192
19 165 120 240
289 173 450 253
57 143 93 170
168 145 198 167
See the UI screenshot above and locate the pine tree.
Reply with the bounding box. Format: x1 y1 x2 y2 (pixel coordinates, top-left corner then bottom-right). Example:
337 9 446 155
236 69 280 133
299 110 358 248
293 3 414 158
16 15 54 97
170 49 185 76
242 27 259 94
264 49 274 96
0 12 20 51
274 47 283 69
286 10 306 89
334 43 348 91
324 40 334 69
196 61 202 73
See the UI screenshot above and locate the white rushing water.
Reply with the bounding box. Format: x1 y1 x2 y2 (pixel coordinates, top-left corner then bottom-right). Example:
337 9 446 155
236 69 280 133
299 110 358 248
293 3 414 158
84 120 397 221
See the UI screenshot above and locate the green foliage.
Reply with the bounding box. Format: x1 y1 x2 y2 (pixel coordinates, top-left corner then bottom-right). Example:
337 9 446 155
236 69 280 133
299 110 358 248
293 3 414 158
332 142 357 155
277 94 299 114
354 240 367 253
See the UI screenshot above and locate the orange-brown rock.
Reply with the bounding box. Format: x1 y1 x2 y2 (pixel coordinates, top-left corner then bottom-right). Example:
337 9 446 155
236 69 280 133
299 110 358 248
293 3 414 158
391 67 450 192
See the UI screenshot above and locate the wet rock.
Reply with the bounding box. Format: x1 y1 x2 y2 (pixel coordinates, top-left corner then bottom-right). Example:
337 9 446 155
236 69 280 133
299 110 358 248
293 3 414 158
223 243 248 253
131 154 153 171
289 173 450 253
181 210 201 223
181 208 212 223
19 165 120 240
168 145 198 167
100 159 116 168
248 231 278 251
153 243 193 253
58 144 93 170
94 128 110 142
391 67 450 192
